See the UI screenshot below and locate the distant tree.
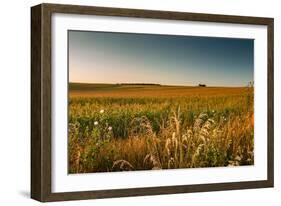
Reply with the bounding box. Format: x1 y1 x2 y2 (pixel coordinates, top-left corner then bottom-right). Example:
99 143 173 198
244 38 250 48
198 84 206 87
248 81 254 87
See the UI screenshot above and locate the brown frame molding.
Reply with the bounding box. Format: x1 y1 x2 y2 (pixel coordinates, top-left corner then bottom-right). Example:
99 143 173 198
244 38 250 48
31 3 274 202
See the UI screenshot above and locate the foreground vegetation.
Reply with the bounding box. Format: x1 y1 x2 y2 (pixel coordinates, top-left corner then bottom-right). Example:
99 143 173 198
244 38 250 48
68 84 254 173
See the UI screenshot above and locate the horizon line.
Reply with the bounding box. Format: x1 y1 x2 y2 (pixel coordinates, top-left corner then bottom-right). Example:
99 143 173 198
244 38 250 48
69 81 252 88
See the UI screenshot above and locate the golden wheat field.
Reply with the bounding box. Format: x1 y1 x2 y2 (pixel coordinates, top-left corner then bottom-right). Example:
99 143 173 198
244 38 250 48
68 83 254 173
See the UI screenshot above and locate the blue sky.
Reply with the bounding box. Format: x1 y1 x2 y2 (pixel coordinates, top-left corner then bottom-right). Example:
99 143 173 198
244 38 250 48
68 30 254 87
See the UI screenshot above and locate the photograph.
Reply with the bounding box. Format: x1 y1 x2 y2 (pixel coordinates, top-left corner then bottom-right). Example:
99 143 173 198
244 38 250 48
67 30 254 174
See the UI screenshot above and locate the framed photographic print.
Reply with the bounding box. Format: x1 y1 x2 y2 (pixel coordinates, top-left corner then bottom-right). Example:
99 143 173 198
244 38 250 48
31 3 274 202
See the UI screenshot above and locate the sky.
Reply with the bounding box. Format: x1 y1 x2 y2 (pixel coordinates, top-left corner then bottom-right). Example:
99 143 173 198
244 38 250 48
68 30 254 87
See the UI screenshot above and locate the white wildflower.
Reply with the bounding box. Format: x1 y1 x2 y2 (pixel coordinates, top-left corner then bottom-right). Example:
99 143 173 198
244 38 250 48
108 126 112 131
94 121 98 126
100 109 104 114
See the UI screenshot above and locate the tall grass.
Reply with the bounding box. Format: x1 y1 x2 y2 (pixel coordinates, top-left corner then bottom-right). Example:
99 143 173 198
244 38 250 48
68 91 254 173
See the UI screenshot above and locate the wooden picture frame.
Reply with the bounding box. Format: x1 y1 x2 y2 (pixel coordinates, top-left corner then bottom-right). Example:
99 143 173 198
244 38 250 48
31 3 274 202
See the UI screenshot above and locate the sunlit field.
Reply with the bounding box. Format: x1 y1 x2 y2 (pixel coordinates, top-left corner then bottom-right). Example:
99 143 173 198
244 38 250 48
68 83 254 173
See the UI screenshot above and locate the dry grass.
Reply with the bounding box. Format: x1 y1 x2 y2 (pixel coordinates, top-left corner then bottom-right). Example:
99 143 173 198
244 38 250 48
68 84 254 173
69 83 250 98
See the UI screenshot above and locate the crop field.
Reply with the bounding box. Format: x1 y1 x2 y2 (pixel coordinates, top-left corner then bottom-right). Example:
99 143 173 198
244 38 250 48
68 83 254 173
